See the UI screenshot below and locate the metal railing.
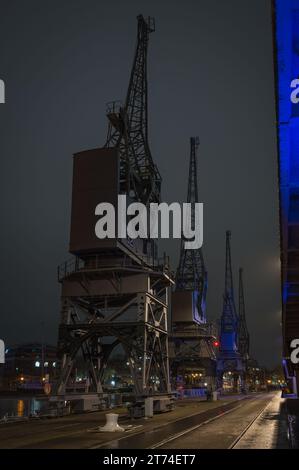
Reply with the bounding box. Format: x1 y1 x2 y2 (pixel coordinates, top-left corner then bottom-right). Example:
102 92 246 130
58 252 172 282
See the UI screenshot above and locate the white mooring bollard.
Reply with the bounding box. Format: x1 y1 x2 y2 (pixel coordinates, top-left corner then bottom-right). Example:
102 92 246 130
99 413 124 432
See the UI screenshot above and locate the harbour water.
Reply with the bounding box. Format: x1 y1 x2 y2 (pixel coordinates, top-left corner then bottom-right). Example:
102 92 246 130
0 397 48 420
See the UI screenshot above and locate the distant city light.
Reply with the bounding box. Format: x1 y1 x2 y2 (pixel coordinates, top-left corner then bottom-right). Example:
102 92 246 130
44 362 48 367
111 380 116 386
35 361 40 368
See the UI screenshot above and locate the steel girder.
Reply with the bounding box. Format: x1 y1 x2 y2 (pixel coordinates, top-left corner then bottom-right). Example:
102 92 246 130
55 261 172 397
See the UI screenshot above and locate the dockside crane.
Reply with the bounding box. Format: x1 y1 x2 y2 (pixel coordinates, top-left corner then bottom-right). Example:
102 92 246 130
175 137 207 322
170 137 216 391
54 15 173 408
217 231 245 392
238 268 250 361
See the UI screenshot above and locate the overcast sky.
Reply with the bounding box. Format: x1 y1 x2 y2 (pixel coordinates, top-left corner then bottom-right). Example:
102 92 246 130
0 0 281 367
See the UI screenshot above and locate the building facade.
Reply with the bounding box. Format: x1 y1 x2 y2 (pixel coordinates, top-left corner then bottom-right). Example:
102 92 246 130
274 0 299 396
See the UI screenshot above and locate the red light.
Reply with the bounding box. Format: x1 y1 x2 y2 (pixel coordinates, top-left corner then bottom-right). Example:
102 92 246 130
213 341 219 347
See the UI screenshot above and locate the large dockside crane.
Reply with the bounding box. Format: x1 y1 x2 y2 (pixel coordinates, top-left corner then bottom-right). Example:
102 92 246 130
217 231 245 392
170 137 217 392
238 268 250 362
175 137 207 303
53 15 174 414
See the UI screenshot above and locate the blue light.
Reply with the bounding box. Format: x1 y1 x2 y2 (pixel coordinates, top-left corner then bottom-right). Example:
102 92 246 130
275 1 299 395
275 0 299 307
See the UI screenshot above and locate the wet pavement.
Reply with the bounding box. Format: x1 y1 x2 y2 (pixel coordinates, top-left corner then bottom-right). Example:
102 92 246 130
0 393 285 449
97 396 255 449
0 395 247 449
234 393 289 448
159 392 286 449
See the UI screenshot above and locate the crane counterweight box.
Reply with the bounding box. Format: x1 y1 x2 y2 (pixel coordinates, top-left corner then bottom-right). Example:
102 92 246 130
69 148 119 255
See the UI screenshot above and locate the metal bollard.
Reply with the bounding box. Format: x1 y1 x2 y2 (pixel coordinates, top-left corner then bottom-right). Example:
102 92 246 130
99 413 125 432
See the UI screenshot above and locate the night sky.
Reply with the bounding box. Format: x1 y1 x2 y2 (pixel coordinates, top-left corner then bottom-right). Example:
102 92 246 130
0 0 281 367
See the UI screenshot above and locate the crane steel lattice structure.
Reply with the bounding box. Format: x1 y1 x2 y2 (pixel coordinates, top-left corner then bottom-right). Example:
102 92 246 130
238 268 250 361
54 15 173 408
170 137 216 389
176 137 207 308
217 231 245 391
105 15 161 206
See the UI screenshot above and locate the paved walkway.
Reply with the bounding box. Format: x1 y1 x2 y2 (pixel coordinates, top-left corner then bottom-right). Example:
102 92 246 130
234 393 289 449
0 395 244 449
160 393 277 449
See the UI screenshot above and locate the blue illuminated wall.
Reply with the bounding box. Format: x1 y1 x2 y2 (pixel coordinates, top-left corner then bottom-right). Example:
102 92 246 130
275 0 299 393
